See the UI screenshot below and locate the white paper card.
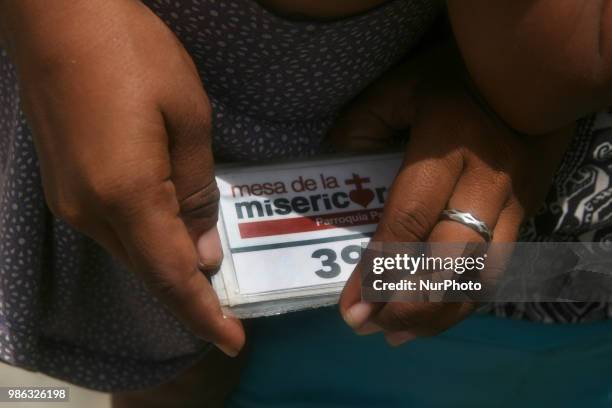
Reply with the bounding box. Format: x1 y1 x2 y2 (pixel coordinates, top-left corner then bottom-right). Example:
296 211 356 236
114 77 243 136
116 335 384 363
212 153 402 317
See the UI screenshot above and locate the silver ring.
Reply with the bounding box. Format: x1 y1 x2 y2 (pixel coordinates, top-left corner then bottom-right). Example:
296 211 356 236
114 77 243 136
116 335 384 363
440 209 493 242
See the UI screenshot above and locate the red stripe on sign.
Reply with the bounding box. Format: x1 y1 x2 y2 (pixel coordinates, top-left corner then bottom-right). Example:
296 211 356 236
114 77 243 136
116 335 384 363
238 208 383 238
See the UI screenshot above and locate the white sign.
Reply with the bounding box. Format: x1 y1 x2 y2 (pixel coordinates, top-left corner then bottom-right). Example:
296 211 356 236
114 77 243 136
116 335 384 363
212 153 402 317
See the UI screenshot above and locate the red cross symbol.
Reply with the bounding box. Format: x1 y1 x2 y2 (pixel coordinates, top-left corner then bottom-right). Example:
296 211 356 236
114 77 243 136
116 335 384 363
345 173 371 190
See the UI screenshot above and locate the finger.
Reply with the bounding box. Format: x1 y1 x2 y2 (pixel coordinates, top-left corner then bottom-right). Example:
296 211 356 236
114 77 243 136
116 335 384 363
378 196 524 343
381 203 524 346
340 139 464 330
480 199 523 287
382 302 476 346
162 72 223 266
326 64 419 152
490 198 523 244
426 162 511 297
108 183 244 357
375 302 446 333
428 165 511 243
376 142 464 243
327 101 397 153
163 67 215 218
372 164 510 335
197 226 223 272
354 321 383 336
339 267 377 330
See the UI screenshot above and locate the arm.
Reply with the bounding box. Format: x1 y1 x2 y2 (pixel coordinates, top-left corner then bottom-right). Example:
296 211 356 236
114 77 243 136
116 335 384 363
448 0 612 134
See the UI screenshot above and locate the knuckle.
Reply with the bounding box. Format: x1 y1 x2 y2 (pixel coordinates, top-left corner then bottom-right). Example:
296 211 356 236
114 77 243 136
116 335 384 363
82 171 130 208
90 173 176 218
492 171 513 197
382 200 433 241
179 179 220 223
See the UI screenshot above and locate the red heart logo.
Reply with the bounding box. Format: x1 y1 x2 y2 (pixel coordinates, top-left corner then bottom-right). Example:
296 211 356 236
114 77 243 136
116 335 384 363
349 188 375 208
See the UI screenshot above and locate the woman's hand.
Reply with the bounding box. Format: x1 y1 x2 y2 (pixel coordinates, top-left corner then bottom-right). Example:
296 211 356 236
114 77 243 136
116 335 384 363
329 44 573 345
1 0 244 356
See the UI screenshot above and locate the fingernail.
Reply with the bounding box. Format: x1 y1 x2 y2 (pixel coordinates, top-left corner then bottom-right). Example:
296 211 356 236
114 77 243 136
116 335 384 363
197 228 223 266
214 343 239 358
355 321 382 336
198 260 221 276
384 331 417 347
343 302 373 329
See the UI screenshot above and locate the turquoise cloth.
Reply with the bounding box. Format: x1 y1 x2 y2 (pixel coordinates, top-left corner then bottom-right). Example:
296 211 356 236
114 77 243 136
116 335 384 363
229 308 612 407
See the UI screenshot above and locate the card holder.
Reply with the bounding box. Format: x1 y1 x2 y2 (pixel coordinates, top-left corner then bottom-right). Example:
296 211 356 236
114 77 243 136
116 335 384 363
212 153 403 318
